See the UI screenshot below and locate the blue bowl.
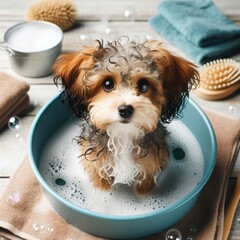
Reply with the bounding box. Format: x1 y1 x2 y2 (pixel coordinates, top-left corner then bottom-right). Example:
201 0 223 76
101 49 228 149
28 95 216 239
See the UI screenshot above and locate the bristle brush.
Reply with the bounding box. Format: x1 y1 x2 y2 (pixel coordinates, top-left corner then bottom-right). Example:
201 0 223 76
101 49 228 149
195 59 240 100
25 0 77 31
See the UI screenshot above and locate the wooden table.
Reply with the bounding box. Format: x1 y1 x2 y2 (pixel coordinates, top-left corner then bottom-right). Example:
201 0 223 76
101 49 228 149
0 0 239 239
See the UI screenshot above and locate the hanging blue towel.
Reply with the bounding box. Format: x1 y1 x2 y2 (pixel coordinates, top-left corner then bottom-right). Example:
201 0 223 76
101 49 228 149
149 0 240 64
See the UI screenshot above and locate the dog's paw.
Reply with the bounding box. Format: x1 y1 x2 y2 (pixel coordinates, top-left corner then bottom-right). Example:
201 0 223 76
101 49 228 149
135 177 156 195
93 177 112 191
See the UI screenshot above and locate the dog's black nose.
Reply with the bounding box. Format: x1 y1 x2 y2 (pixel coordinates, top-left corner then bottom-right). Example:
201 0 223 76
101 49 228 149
118 104 134 119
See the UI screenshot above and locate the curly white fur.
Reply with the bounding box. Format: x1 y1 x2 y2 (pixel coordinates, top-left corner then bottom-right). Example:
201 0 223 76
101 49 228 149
97 122 145 185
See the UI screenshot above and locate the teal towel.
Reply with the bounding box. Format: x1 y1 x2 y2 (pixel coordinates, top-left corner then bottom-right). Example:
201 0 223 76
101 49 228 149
149 0 240 64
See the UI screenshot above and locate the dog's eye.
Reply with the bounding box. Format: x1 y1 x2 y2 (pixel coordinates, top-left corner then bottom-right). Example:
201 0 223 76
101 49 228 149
102 77 115 92
137 79 150 93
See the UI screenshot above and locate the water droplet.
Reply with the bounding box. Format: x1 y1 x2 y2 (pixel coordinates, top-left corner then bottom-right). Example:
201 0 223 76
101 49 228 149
104 27 112 35
237 217 240 225
145 34 155 40
46 224 54 233
79 34 92 45
8 116 21 131
189 226 197 233
7 190 21 206
123 7 136 21
172 147 185 160
32 222 45 231
165 229 182 240
15 134 26 149
228 105 238 113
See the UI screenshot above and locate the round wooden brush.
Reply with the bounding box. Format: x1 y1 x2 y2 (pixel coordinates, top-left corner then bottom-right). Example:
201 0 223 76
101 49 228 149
25 0 77 31
195 59 240 100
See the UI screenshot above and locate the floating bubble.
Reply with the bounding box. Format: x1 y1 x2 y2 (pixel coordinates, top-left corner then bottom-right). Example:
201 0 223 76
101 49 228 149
32 223 39 231
79 34 92 45
228 105 238 113
104 27 112 35
165 229 182 240
15 133 27 149
189 226 197 233
145 34 155 41
8 117 26 149
33 100 44 108
8 116 21 131
7 190 21 206
46 224 54 233
100 16 109 30
186 236 194 240
237 217 240 225
123 7 136 21
32 222 45 231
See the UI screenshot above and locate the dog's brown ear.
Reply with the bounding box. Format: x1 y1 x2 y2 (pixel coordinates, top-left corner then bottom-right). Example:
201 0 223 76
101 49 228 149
151 44 199 123
52 47 97 117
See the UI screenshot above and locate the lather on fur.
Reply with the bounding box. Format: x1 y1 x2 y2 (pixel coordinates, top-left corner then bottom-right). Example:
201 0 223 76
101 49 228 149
53 38 199 194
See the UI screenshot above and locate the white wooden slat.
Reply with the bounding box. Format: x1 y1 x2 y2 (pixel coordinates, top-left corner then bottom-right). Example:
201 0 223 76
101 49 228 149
0 0 240 21
5 0 234 22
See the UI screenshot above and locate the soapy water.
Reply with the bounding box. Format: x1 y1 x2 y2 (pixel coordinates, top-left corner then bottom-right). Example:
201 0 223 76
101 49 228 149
6 22 62 52
39 119 204 216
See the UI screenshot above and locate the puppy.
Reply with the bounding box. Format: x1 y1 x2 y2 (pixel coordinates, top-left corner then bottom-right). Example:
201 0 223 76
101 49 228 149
53 38 199 194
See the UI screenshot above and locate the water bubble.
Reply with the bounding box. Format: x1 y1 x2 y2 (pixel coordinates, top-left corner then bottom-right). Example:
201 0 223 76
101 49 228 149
186 236 194 240
228 105 238 113
123 7 136 21
165 229 182 240
79 34 92 45
46 224 54 233
7 190 21 206
15 133 26 149
145 34 156 41
33 100 43 108
104 27 112 35
189 226 197 233
237 217 240 225
32 222 45 231
8 116 21 131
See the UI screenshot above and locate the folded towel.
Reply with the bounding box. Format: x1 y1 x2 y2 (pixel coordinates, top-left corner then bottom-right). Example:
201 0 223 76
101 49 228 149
0 73 30 130
150 0 240 64
156 0 240 47
0 109 239 240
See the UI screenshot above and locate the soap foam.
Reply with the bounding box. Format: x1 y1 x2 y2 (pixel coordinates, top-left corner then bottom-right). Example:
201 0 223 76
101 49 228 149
6 22 62 52
39 118 204 216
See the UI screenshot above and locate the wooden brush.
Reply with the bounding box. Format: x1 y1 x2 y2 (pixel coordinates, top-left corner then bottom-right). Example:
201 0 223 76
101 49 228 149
195 59 240 100
26 0 77 31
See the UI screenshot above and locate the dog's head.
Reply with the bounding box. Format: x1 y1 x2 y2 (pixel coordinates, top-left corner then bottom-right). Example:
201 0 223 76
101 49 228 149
53 39 199 134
